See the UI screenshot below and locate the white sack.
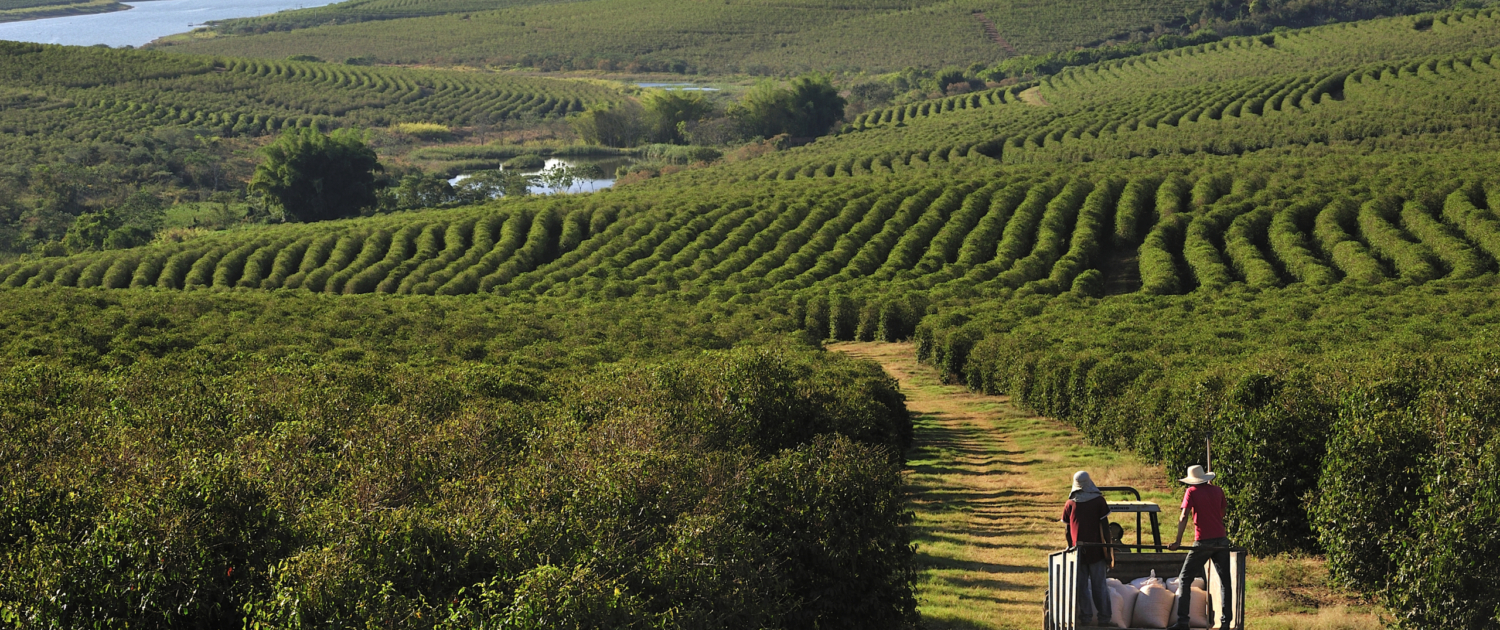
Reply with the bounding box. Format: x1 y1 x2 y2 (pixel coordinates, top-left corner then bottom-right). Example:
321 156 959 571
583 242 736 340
1166 576 1207 593
1109 581 1139 629
1132 582 1175 628
1130 569 1163 590
1189 586 1212 628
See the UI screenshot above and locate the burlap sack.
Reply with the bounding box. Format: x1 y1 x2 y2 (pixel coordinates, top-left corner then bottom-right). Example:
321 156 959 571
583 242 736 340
1131 582 1174 628
1108 580 1139 629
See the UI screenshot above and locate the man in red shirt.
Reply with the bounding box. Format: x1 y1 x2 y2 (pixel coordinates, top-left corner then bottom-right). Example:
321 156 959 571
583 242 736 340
1061 470 1115 627
1167 464 1233 630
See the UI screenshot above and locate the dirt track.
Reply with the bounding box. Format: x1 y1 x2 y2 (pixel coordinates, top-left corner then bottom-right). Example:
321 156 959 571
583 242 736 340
833 342 1176 629
1019 87 1050 107
972 12 1018 55
831 342 1385 630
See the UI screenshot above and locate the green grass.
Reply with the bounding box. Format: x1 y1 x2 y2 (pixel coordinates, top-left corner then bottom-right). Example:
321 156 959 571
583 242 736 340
0 0 121 22
157 0 1203 74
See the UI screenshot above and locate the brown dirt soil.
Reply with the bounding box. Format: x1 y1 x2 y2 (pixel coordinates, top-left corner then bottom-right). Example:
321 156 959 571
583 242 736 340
1019 87 1050 107
830 341 1386 630
972 12 1018 55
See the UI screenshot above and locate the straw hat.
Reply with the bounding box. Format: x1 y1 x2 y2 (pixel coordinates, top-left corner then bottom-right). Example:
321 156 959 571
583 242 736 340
1180 465 1216 485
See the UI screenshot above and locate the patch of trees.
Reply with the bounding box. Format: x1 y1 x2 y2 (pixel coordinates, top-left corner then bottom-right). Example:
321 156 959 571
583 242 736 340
249 128 382 222
572 75 845 148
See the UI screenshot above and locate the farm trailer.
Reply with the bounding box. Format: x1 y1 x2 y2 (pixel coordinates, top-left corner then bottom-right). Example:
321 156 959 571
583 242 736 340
1044 486 1246 630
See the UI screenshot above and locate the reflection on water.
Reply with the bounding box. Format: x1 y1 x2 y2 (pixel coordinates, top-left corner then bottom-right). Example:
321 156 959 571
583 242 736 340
0 0 341 47
636 82 720 91
449 158 627 196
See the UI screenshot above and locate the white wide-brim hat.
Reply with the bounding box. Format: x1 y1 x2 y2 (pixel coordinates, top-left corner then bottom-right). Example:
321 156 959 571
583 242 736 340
1180 464 1216 485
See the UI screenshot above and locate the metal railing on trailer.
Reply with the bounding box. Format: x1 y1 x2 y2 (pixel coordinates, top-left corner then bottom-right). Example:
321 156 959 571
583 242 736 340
1043 486 1247 630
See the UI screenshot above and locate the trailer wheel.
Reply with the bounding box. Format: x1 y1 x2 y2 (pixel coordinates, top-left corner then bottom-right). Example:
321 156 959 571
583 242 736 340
1043 588 1054 630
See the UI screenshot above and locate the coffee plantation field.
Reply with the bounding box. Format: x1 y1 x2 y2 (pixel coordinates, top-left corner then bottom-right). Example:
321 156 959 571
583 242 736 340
5 6 1500 629
0 42 618 164
158 0 1204 74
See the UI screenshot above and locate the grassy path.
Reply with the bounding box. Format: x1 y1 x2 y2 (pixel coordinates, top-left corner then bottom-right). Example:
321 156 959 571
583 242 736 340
1019 87 1051 107
831 342 1383 630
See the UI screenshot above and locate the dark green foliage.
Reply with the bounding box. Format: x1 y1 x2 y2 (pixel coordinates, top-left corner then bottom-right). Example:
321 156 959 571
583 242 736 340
0 289 915 629
731 435 918 629
7 8 1500 626
1113 175 1162 246
571 103 645 147
1139 213 1189 295
1313 364 1500 630
1358 196 1441 282
1268 199 1339 285
1314 388 1434 592
641 90 715 144
1384 398 1500 630
1070 268 1103 297
249 128 382 222
735 75 846 139
1401 198 1485 279
1212 373 1334 553
803 294 830 338
1315 196 1387 283
1224 204 1280 289
829 293 859 341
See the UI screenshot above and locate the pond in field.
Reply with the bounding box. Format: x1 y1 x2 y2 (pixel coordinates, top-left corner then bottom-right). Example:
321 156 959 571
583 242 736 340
636 82 720 91
449 157 633 196
0 0 341 47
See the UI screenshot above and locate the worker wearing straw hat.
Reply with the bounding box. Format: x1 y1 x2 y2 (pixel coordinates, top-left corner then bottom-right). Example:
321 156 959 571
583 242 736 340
1167 465 1233 630
1061 471 1114 627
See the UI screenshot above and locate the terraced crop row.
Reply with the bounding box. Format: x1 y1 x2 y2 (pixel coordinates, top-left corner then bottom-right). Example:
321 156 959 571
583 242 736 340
9 162 1499 302
1038 9 1500 102
0 41 621 145
847 83 1034 130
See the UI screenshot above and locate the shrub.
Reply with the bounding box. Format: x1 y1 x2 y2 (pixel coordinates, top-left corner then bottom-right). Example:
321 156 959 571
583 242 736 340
390 122 451 139
1357 196 1439 282
249 128 382 222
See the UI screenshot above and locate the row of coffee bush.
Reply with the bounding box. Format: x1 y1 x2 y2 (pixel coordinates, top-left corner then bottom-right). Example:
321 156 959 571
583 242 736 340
915 280 1500 629
0 288 917 629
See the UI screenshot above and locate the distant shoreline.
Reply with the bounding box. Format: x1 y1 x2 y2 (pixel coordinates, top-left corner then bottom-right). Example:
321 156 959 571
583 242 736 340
0 0 140 25
0 0 332 48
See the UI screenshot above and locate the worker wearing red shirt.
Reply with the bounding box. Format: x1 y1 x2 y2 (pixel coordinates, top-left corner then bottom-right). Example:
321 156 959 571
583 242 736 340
1167 465 1233 630
1061 471 1114 627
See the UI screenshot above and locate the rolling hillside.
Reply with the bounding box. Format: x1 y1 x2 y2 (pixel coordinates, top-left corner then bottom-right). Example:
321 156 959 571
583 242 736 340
0 42 618 150
17 11 1500 301
156 0 1204 73
5 7 1500 628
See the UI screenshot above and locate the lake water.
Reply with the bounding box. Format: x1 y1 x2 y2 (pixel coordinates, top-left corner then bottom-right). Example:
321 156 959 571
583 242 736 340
636 82 719 92
0 0 340 48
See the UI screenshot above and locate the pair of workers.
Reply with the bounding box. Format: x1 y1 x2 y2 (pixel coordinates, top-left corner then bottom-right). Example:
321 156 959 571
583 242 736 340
1061 465 1232 629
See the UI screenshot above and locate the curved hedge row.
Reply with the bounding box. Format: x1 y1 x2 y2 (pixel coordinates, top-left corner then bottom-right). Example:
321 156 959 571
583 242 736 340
6 163 1499 306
